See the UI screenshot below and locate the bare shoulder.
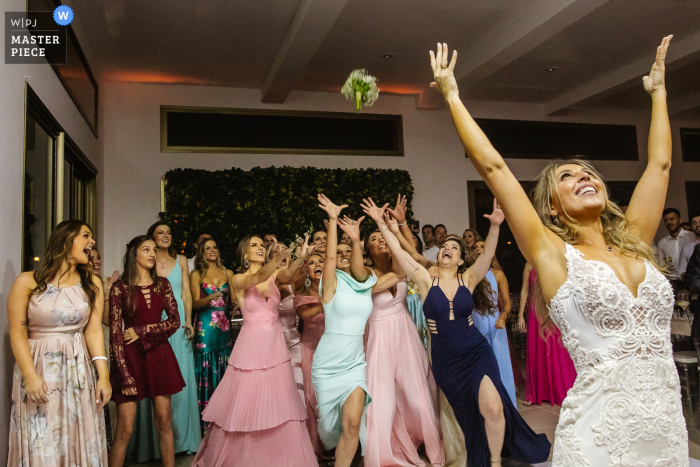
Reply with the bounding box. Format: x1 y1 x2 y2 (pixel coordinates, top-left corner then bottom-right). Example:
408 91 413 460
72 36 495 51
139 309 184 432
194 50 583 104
14 271 37 291
91 274 104 290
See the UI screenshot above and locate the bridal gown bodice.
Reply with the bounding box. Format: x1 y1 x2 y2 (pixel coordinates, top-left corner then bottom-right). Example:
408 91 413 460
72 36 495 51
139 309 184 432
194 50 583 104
548 243 688 466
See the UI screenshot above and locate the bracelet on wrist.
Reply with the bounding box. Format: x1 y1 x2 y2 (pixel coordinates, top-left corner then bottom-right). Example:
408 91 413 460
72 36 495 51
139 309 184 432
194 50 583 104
398 221 407 226
91 356 108 363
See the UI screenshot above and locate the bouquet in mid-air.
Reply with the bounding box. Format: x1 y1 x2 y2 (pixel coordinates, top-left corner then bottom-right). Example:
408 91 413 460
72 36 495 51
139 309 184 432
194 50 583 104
341 69 379 112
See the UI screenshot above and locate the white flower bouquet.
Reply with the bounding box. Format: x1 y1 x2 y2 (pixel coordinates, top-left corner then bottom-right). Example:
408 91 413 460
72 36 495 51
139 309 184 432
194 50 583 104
341 69 379 112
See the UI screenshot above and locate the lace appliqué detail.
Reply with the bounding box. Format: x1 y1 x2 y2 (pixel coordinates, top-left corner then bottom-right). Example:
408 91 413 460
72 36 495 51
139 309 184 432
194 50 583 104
548 244 687 467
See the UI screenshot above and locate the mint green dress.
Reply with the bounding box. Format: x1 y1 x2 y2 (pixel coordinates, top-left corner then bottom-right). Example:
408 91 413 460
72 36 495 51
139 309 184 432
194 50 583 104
312 270 377 453
126 257 202 461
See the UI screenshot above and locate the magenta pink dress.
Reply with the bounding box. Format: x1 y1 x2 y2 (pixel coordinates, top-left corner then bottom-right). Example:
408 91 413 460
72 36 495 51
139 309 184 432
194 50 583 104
525 268 577 406
294 294 325 458
193 276 316 467
364 279 444 467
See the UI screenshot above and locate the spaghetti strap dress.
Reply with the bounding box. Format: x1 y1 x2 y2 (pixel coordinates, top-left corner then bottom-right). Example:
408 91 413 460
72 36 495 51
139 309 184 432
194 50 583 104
127 256 202 461
192 275 316 467
312 270 377 453
423 275 550 467
364 278 443 467
294 294 325 457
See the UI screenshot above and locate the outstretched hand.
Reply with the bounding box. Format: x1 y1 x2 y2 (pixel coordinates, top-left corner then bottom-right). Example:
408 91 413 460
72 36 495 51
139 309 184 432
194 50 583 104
384 212 400 235
318 194 347 221
643 35 672 96
387 194 407 224
271 243 295 263
429 43 459 101
484 198 505 227
338 216 365 243
361 197 390 225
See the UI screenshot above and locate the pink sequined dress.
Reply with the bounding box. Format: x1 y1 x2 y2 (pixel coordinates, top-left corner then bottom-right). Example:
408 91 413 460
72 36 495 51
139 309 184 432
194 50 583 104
525 268 577 405
294 294 325 458
193 275 316 467
364 279 444 467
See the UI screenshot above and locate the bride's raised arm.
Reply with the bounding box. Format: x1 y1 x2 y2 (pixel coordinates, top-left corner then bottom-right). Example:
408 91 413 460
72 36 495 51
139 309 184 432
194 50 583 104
430 43 560 267
626 35 673 244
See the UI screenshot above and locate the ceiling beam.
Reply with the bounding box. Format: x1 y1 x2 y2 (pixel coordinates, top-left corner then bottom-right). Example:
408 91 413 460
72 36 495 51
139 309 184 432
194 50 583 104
416 0 613 110
260 0 348 103
544 30 700 115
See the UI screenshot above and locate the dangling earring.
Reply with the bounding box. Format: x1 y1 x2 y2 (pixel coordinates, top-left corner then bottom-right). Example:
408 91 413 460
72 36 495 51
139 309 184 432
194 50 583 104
305 275 312 288
244 258 250 269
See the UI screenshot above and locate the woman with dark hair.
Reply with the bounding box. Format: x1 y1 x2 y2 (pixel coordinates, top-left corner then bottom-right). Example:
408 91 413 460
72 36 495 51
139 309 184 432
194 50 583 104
430 37 686 465
189 238 234 429
193 236 317 466
366 197 550 466
411 231 424 255
311 228 328 255
108 235 185 467
294 252 326 459
126 222 201 462
360 196 443 467
7 220 110 466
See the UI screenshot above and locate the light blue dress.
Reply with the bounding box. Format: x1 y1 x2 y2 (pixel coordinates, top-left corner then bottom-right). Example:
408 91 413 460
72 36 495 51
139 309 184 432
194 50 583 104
471 270 517 407
127 256 202 461
312 270 377 453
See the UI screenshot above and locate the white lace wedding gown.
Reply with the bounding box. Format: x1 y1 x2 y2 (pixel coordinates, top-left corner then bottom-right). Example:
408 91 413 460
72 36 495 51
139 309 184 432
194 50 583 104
548 243 689 466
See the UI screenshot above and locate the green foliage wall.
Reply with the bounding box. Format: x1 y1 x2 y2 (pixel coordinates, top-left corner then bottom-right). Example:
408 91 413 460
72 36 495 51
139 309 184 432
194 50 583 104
160 166 414 269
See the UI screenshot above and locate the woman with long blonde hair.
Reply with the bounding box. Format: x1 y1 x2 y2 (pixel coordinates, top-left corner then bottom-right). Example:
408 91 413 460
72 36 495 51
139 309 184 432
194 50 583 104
430 36 688 465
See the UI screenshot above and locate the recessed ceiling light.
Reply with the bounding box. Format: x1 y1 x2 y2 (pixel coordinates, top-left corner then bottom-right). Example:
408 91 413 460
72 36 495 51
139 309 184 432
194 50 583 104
382 53 395 59
545 67 558 72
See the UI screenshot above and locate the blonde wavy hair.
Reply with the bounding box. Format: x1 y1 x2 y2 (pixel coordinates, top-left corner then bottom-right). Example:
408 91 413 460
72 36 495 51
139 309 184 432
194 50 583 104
532 159 664 326
195 239 226 285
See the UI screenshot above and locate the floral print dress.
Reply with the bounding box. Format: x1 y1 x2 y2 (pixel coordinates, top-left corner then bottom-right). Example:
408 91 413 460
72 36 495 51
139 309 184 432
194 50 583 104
193 281 233 431
8 283 108 467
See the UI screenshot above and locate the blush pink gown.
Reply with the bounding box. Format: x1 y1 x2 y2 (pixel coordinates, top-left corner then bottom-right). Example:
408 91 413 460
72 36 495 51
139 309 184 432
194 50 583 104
295 294 325 458
525 268 577 406
279 288 304 405
192 276 316 467
364 279 444 467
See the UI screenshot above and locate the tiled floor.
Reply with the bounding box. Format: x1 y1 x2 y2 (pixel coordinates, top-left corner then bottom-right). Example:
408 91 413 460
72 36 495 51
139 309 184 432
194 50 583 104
129 387 700 467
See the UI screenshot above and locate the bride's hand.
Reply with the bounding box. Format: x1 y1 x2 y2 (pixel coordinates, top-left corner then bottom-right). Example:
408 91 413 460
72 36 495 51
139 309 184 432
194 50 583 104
643 35 672 96
430 43 459 101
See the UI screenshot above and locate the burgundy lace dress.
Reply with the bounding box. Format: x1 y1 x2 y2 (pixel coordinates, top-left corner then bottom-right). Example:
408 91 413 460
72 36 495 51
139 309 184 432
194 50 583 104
109 277 185 404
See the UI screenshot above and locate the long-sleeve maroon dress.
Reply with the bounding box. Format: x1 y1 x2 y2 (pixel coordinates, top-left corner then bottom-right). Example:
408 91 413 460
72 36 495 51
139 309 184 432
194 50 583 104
109 277 186 404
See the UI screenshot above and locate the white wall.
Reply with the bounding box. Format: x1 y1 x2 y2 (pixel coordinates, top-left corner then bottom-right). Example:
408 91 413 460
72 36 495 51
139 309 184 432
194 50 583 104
0 1 102 461
101 82 700 272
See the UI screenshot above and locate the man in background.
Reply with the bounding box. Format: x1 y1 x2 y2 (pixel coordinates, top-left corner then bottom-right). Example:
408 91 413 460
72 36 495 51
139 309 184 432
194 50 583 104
658 208 697 293
263 233 278 248
422 224 438 262
679 215 700 281
434 224 448 249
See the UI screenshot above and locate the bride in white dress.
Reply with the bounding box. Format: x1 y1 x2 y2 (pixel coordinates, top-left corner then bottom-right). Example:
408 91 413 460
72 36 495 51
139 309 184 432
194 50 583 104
429 36 689 466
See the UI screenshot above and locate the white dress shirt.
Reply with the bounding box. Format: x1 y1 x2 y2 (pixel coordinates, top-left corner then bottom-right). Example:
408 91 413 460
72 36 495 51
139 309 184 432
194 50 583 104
678 240 699 278
423 245 439 263
657 229 697 280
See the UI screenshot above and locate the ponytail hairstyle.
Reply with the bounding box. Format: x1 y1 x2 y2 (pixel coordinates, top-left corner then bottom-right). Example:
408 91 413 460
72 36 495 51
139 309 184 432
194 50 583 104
32 220 99 311
116 235 161 318
146 221 177 258
442 238 496 316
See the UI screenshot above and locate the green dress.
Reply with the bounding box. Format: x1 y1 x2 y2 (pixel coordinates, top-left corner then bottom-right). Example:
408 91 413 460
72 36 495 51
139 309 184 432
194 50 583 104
312 270 377 453
193 280 234 431
126 257 202 461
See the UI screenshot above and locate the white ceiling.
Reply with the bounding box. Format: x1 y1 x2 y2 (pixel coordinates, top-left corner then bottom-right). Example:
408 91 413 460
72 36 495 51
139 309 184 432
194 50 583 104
66 0 700 114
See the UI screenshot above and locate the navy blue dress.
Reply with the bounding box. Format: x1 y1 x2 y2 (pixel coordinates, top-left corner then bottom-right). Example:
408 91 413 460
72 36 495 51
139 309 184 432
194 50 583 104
423 275 550 467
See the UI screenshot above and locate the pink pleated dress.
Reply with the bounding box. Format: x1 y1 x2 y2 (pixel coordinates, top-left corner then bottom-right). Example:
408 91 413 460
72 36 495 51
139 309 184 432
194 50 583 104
294 294 325 458
525 268 577 406
279 288 304 405
364 279 444 467
192 275 316 467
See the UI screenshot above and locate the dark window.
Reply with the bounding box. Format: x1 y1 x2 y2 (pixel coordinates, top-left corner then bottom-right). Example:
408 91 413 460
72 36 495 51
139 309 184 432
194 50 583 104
680 128 700 163
471 119 638 160
161 106 403 156
687 182 700 220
